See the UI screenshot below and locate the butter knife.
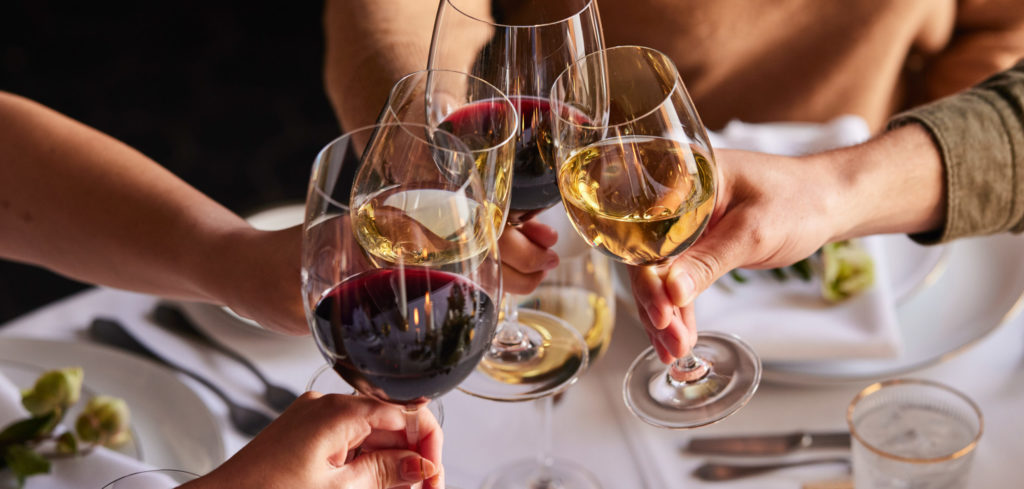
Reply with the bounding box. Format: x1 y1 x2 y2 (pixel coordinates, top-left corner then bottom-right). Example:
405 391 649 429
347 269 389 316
683 431 851 456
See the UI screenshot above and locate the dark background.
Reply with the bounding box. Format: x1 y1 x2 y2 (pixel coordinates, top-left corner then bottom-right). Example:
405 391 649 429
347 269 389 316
0 3 341 322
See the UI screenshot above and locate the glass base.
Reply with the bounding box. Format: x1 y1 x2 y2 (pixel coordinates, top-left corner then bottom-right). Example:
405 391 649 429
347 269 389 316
480 457 602 489
623 331 761 429
459 309 588 402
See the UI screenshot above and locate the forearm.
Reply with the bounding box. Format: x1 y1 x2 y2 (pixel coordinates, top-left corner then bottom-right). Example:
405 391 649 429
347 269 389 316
820 123 946 241
0 91 248 302
890 59 1024 242
323 0 440 131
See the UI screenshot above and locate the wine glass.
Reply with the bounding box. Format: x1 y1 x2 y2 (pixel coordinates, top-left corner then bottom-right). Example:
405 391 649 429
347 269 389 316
102 469 199 488
492 241 615 489
301 123 502 453
429 0 602 403
379 69 518 232
550 45 762 430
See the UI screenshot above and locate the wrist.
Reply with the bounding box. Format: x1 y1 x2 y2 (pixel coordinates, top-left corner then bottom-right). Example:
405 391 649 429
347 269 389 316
816 124 945 241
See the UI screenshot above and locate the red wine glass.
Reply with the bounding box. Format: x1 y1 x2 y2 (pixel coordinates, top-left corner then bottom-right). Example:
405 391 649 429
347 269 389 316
301 122 502 455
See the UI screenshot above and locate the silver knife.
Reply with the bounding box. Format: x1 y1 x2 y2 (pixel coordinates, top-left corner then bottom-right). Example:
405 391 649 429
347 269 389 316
683 431 851 456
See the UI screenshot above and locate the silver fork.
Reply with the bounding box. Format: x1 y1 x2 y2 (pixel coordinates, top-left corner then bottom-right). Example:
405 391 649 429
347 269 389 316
151 303 299 412
88 317 274 437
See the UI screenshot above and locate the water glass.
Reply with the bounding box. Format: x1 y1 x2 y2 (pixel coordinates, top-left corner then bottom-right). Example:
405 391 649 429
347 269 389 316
846 379 983 489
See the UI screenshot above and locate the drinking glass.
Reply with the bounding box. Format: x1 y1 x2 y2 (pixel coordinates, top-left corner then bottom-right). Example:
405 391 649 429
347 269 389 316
302 123 502 453
379 69 518 231
306 363 445 428
847 379 983 489
550 45 761 430
102 469 198 488
485 246 615 489
429 0 601 404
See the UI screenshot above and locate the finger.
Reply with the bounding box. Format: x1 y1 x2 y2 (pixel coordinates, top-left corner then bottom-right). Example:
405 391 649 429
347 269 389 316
499 225 559 275
515 220 559 248
339 449 440 489
628 266 674 331
653 305 697 358
355 404 442 464
645 328 674 364
663 219 745 307
501 263 547 295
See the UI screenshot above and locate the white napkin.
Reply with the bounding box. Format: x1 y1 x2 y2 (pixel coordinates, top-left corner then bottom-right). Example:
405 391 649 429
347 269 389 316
697 116 903 361
0 371 154 489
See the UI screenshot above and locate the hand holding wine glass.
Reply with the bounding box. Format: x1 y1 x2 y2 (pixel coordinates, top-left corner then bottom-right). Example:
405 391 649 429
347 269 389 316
302 123 502 477
551 45 761 429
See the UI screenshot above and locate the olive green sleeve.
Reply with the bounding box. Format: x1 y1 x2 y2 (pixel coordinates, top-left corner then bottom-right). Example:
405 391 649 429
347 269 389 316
887 59 1024 244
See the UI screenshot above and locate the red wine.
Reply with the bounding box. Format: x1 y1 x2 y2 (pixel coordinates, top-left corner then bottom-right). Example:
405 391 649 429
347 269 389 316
506 96 562 214
439 96 566 219
313 268 497 405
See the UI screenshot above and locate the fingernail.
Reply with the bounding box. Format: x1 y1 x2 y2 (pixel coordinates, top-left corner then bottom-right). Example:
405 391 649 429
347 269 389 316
667 270 695 307
544 254 559 270
400 456 437 482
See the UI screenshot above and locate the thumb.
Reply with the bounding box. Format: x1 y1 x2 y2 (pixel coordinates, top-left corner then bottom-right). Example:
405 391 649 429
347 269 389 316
663 225 743 307
340 449 440 489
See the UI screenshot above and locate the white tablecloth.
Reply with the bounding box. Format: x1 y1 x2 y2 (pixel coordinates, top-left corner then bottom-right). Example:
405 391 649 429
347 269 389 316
1 285 1021 488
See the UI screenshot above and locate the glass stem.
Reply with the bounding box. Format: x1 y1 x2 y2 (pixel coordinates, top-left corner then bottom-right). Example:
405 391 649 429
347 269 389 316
403 405 420 453
668 352 709 383
496 292 524 345
531 395 558 489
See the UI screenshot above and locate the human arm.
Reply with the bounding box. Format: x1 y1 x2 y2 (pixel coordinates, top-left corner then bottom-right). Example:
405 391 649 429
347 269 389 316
629 125 946 360
632 58 1024 361
180 392 443 489
909 0 1024 105
322 0 491 132
0 91 306 334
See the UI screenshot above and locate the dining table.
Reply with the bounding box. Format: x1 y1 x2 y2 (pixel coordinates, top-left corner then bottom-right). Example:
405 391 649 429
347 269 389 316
0 235 1021 489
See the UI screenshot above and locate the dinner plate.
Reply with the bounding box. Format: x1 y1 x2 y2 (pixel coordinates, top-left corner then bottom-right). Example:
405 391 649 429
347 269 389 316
0 338 225 473
0 360 143 460
610 233 1008 384
763 233 1024 384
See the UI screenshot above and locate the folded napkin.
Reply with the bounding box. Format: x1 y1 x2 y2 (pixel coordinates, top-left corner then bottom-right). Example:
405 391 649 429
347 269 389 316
698 116 903 361
0 371 154 489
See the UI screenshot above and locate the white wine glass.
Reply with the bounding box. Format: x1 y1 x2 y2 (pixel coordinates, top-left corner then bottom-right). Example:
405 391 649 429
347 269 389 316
302 123 502 454
379 68 518 232
429 0 602 407
550 45 761 430
496 244 615 489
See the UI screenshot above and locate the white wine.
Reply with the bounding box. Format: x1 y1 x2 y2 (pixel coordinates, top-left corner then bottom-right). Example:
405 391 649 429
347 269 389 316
476 309 586 387
519 285 614 363
558 136 715 266
352 185 494 266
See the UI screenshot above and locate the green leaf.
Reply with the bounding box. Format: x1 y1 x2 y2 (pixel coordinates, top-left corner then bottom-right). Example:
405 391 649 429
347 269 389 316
21 367 83 417
55 432 78 456
3 444 51 487
728 269 747 283
0 413 57 445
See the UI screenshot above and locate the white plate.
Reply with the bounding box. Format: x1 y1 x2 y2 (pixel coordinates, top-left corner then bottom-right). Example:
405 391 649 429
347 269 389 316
763 233 1024 384
610 233 1010 384
0 360 143 460
0 338 225 473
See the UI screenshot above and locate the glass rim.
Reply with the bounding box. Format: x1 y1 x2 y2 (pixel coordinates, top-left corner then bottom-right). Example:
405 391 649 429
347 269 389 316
550 45 688 132
846 378 984 464
102 469 200 488
310 122 478 212
386 68 520 152
444 0 596 29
